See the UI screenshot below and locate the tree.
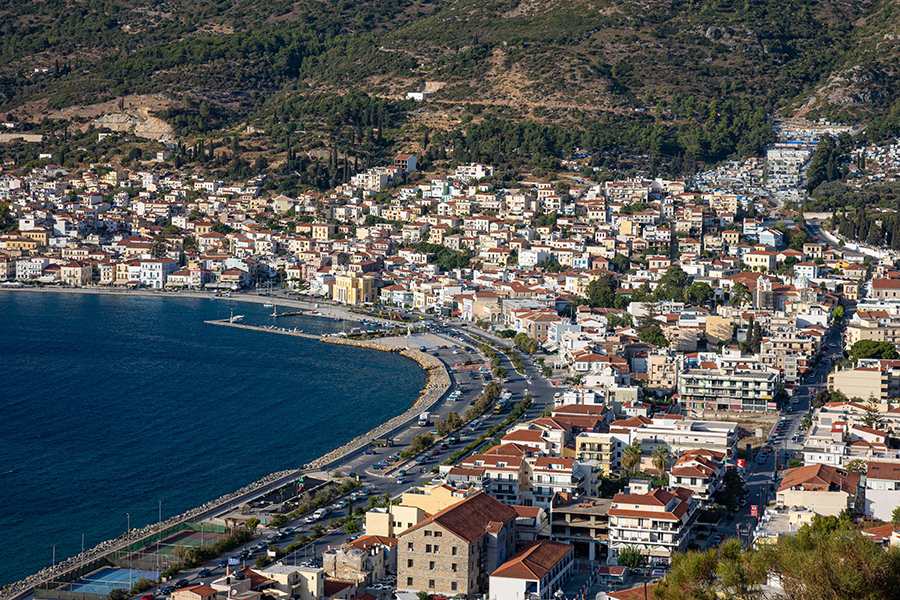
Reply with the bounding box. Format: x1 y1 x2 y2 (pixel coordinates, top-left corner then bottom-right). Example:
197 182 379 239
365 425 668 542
409 433 434 454
210 221 233 234
729 282 751 307
862 397 885 429
684 281 713 305
109 589 129 600
651 446 671 477
639 324 668 347
446 411 462 430
844 459 868 474
616 546 647 569
893 506 900 526
654 266 691 301
344 519 362 534
585 274 618 308
622 440 642 473
150 236 168 258
848 340 899 362
787 459 804 469
246 518 260 531
832 305 844 323
493 366 507 379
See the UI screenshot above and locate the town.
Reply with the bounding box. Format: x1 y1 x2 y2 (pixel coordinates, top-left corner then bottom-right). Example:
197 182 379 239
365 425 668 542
3 115 900 600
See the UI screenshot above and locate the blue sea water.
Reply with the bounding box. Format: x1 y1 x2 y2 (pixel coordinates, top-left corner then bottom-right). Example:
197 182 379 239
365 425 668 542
0 291 425 587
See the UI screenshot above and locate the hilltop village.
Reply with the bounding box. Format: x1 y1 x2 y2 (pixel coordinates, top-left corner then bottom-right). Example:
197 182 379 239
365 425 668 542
4 117 900 600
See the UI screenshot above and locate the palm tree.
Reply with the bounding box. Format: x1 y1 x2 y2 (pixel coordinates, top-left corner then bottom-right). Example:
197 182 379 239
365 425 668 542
652 445 671 478
622 440 642 473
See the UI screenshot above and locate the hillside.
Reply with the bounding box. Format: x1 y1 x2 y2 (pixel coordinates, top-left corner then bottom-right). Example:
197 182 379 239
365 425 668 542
2 0 900 173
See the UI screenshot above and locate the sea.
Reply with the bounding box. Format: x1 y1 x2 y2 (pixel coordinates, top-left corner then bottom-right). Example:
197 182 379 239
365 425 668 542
0 291 426 587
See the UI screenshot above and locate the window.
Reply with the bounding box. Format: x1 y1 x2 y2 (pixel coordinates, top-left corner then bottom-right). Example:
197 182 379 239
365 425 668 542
426 544 432 553
434 545 440 553
424 530 432 537
452 547 458 556
407 543 414 551
407 559 414 568
434 531 442 538
429 561 435 570
429 580 435 589
451 582 458 592
452 564 458 572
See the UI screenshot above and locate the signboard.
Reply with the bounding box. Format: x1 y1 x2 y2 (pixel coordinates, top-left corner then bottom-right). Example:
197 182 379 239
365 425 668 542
750 505 758 517
737 459 746 468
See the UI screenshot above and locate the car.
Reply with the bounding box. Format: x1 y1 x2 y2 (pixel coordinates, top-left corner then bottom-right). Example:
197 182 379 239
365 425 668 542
142 594 156 600
430 449 441 456
335 499 348 508
363 450 377 455
651 568 666 579
397 470 408 477
175 580 190 589
232 573 246 581
397 477 406 484
282 527 294 535
159 587 175 595
218 559 229 568
306 515 317 523
198 569 212 578
711 534 724 545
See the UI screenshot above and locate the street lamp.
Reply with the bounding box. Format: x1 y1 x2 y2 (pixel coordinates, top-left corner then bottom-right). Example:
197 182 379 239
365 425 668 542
127 513 132 591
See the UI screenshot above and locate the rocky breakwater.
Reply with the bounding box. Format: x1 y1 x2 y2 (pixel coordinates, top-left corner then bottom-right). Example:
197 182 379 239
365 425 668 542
306 338 451 470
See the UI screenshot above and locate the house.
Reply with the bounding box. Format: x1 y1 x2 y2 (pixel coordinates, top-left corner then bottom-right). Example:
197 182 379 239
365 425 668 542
488 540 575 600
397 491 518 597
394 154 417 174
608 479 696 565
864 461 900 521
548 495 611 561
776 464 861 517
254 563 324 600
871 279 900 300
171 586 217 600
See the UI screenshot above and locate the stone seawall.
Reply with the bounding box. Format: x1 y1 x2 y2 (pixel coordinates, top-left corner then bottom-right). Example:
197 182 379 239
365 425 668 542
306 337 452 469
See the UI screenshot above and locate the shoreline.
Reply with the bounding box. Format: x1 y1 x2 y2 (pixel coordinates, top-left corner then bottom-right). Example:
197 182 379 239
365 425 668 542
0 288 449 600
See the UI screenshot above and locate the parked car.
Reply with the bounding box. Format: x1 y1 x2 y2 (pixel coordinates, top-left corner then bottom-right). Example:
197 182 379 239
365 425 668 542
198 568 212 578
159 587 175 595
175 580 190 589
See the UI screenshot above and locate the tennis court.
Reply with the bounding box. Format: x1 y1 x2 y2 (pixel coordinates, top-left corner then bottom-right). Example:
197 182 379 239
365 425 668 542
64 567 160 595
119 528 228 571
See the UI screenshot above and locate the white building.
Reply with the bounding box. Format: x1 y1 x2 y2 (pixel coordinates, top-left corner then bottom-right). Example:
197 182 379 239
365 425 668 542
489 540 574 600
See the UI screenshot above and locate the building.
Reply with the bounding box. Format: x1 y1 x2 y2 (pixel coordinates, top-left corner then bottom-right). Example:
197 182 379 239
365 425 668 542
254 564 324 600
864 461 900 521
548 495 611 560
678 368 780 413
608 479 696 566
829 364 900 403
669 449 726 504
332 273 376 304
171 586 216 600
776 464 861 517
397 491 518 597
871 279 900 300
488 540 575 600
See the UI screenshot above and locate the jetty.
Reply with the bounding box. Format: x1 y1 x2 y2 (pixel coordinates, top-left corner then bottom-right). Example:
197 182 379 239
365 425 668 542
204 319 321 339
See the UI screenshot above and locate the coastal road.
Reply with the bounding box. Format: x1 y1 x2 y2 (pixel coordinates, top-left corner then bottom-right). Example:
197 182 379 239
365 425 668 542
155 327 561 587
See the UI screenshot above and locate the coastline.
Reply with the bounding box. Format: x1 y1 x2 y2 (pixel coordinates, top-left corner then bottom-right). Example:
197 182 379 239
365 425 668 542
0 288 449 600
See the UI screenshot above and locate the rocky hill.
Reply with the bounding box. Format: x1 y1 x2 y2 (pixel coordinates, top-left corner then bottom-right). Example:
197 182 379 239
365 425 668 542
1 0 899 168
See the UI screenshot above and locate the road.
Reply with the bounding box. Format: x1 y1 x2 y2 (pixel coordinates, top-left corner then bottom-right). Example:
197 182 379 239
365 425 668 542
805 218 865 259
703 324 844 549
139 321 559 593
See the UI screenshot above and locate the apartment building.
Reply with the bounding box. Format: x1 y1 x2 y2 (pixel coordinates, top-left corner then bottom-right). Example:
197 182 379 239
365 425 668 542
548 496 611 561
678 368 780 413
608 479 696 566
670 449 726 504
397 492 517 596
489 540 574 600
776 464 861 517
828 363 900 403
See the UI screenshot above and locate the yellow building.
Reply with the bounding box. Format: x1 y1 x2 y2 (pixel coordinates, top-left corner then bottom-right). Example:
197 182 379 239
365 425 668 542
21 229 50 247
575 432 616 475
365 484 475 537
332 274 375 304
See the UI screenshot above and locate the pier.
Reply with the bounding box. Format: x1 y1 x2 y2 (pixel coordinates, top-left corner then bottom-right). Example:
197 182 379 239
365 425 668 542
203 319 322 340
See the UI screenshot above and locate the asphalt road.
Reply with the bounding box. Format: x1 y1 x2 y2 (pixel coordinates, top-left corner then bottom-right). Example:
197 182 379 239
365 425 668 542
139 323 560 594
702 324 844 549
806 219 865 259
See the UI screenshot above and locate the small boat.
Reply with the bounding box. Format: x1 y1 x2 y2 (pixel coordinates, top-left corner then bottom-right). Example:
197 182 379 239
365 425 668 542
263 302 274 308
229 310 244 324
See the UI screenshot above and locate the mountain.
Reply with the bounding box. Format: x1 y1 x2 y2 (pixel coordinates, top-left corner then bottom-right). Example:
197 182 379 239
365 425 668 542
2 0 900 171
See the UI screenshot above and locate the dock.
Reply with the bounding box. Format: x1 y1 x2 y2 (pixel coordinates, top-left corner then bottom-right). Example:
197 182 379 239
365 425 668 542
204 319 322 340
272 310 305 318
